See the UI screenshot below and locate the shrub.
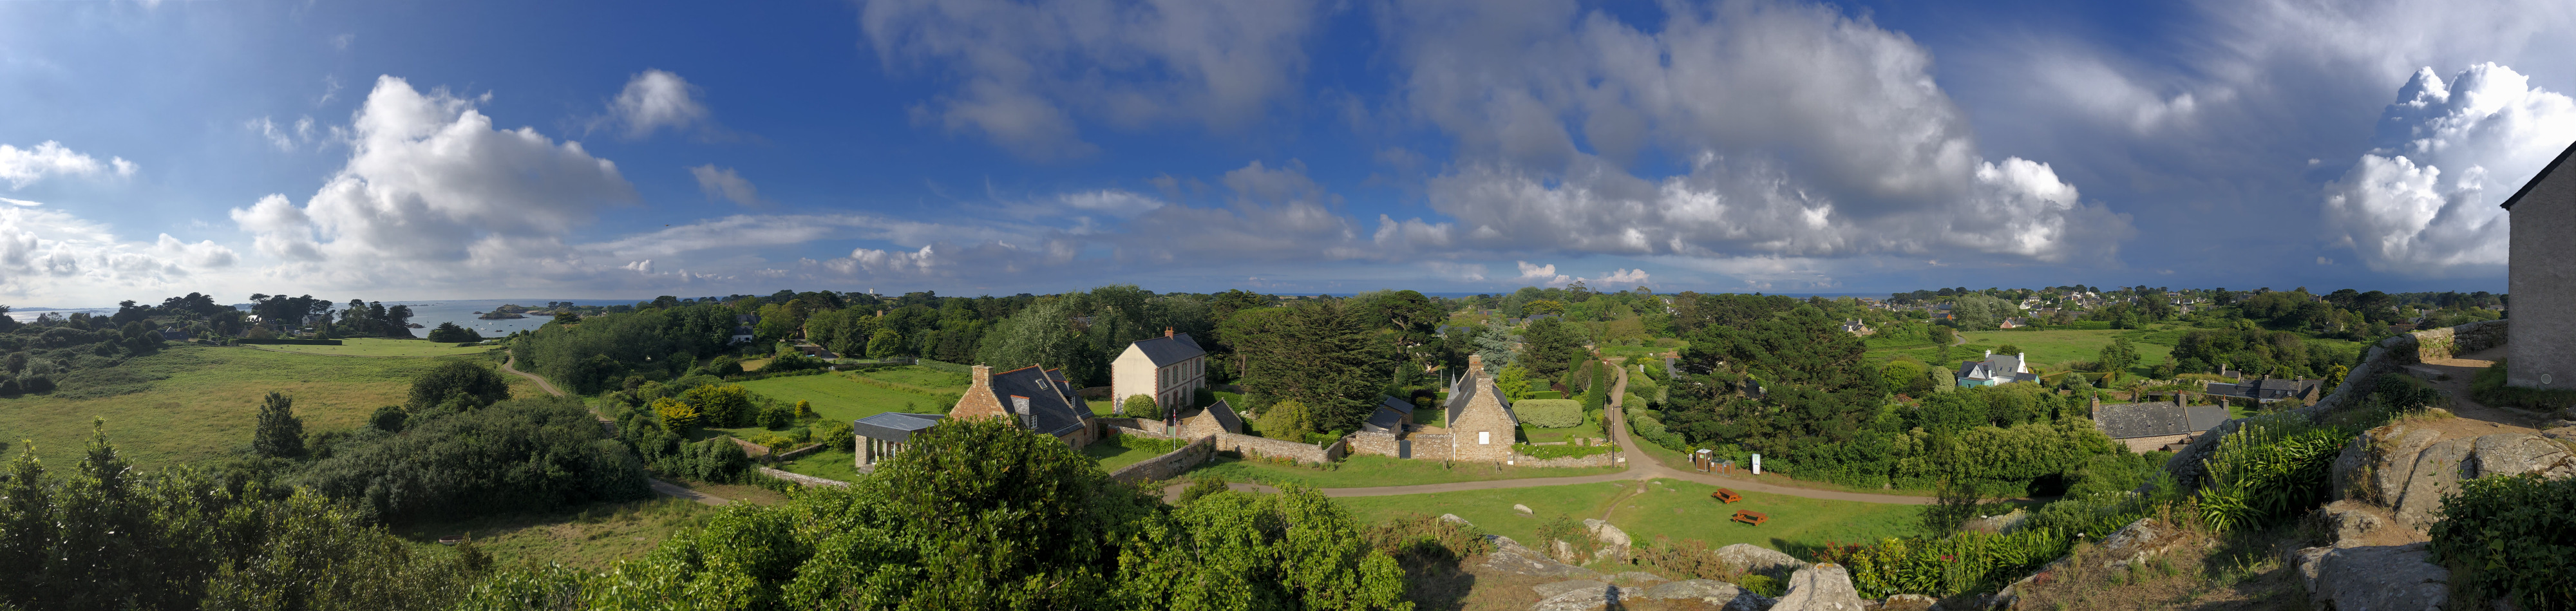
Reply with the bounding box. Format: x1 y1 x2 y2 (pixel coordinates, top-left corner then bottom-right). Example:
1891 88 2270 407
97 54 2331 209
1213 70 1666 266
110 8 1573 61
1514 443 1613 460
1815 529 2072 598
1517 399 1583 428
1122 394 1159 418
2429 473 2576 610
297 395 650 523
2195 413 2349 532
1627 408 1690 451
1361 513 1492 564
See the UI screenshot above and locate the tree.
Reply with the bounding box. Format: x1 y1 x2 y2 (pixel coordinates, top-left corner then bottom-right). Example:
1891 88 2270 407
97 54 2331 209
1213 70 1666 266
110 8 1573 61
1231 301 1390 434
2098 337 2141 375
406 361 511 411
253 391 305 458
866 328 903 359
1517 317 1585 381
1122 394 1158 418
1994 344 2022 356
425 322 482 343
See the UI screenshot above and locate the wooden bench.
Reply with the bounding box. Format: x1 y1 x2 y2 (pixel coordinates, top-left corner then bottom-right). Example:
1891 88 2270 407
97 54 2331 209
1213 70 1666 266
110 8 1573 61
1710 488 1742 503
1731 510 1768 526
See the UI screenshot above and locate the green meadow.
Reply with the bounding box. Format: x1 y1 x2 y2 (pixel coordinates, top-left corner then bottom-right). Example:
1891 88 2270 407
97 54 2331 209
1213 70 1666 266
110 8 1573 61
245 337 502 358
0 344 540 468
1332 478 1925 556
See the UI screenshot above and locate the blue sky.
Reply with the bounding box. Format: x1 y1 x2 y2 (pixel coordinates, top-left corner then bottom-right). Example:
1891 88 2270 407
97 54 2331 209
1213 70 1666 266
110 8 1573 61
2 0 2570 306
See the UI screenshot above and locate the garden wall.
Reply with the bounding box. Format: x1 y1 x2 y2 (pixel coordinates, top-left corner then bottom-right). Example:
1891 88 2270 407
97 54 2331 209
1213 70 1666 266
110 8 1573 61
1107 435 1217 485
1214 432 1345 465
1410 433 1455 461
770 441 831 462
758 467 849 488
2163 319 2508 487
1511 451 1616 468
1345 431 1401 457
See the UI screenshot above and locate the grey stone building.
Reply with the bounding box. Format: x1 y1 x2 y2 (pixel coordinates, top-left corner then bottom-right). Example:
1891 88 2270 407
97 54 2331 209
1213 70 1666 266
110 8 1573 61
2502 140 2576 389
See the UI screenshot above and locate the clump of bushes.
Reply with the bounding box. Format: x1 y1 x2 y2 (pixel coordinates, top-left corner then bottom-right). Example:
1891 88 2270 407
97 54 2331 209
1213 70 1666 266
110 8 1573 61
1513 443 1614 460
2430 473 2576 610
1515 399 1583 428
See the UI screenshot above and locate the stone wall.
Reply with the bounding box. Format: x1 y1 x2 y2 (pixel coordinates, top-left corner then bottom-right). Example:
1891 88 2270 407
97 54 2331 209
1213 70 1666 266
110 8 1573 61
1109 424 1170 439
1215 432 1345 465
2164 319 2508 487
759 467 849 488
1345 431 1403 457
1511 451 1616 468
770 440 833 462
1410 433 1455 461
1108 435 1217 485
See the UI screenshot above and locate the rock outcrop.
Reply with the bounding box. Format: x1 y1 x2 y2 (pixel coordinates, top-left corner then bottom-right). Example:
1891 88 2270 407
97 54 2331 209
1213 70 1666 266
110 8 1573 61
1482 536 1602 579
2298 423 2575 610
1716 543 1806 576
1581 518 1631 562
1638 579 1772 611
1771 563 1866 611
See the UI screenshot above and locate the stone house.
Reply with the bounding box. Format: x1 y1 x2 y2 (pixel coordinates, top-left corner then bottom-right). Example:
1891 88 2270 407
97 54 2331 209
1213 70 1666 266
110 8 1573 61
1112 329 1208 413
951 364 1099 448
1347 396 1421 458
1172 399 1244 440
2501 139 2574 390
1441 355 1520 464
851 411 944 469
2092 395 2231 453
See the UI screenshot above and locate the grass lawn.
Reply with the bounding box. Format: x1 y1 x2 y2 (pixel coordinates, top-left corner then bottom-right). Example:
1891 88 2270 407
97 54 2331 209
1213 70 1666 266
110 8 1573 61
773 446 864 483
246 337 502 357
1186 453 1623 488
739 357 772 371
0 345 540 468
855 366 969 393
1520 417 1605 444
1955 328 2176 373
1332 478 1924 558
735 371 947 424
399 497 715 569
1084 435 1188 472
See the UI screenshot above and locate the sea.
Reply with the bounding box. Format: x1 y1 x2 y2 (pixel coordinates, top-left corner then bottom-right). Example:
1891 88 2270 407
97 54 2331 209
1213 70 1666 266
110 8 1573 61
5 298 645 337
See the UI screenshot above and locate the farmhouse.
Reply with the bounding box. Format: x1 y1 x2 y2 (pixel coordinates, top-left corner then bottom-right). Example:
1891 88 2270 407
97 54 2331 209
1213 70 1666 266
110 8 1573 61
950 364 1099 448
2092 396 2231 453
2501 138 2575 390
1442 355 1520 463
1956 350 2037 387
851 412 945 469
1112 329 1208 413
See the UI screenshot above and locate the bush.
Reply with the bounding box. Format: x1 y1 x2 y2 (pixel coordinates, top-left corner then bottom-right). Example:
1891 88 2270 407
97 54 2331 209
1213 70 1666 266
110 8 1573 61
2430 473 2576 610
1517 399 1583 428
426 322 482 343
1513 443 1613 460
1627 408 1690 451
296 395 652 523
1815 529 2072 598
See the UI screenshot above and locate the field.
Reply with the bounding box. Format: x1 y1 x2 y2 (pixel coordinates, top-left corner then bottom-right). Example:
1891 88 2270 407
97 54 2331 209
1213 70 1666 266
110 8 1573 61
1186 453 1624 488
1332 478 1924 557
245 337 502 357
1084 434 1188 471
733 368 956 424
772 446 864 483
0 345 540 468
1867 327 2177 377
399 497 717 569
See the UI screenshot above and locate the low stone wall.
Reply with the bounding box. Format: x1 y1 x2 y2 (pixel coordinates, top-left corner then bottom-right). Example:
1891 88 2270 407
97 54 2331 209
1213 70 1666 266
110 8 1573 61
1345 431 1402 457
1214 432 1346 465
1411 433 1455 461
1108 423 1171 438
1511 451 1617 468
1108 435 1217 485
730 437 772 459
770 440 833 462
759 467 849 487
2164 319 2508 487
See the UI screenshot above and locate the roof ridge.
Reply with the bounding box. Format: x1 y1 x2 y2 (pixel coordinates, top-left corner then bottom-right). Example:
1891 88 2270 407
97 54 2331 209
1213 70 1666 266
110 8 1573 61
2502 138 2576 210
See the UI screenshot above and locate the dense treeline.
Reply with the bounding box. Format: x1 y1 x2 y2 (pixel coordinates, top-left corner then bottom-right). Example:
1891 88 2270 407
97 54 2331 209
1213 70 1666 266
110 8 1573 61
0 426 486 610
0 292 444 398
459 418 1410 610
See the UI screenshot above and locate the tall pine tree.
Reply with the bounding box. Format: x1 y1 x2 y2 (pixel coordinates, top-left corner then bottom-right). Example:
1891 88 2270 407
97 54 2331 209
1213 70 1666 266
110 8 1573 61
252 391 305 458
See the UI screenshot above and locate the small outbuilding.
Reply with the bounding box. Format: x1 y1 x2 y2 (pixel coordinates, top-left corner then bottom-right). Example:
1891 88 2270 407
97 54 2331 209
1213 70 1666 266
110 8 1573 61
852 412 945 469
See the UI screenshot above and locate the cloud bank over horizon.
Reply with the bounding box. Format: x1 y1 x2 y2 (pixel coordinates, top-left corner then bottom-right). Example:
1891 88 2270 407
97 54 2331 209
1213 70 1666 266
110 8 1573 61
0 0 2564 305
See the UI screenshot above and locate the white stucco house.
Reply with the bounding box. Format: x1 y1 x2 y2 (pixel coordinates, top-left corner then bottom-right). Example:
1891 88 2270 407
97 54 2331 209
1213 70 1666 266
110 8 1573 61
1112 328 1209 413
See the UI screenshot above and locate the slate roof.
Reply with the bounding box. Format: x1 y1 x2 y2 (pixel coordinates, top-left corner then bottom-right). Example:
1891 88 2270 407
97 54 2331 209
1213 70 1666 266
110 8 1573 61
2094 402 2231 439
1444 370 1516 426
2501 138 2576 209
1188 399 1244 433
1363 396 1413 434
984 365 1091 438
852 412 946 444
1957 354 2033 384
1127 333 1206 367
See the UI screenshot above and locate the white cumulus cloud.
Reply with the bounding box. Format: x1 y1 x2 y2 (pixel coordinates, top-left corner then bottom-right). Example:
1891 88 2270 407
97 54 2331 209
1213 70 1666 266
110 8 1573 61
2323 63 2575 274
0 205 237 302
606 70 709 139
231 75 637 289
1 140 133 189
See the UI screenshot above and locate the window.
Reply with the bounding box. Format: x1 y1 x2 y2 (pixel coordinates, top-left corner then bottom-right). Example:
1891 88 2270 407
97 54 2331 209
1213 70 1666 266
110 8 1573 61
1478 431 1490 445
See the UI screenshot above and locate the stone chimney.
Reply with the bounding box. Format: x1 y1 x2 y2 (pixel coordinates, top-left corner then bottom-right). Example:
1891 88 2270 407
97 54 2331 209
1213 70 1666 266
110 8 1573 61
1165 326 1174 338
972 364 992 391
1468 353 1484 378
1984 350 1993 361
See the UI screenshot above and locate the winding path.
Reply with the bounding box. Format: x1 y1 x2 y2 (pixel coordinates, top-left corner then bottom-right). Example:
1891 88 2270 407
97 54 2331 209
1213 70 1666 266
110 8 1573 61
1171 355 1938 505
502 355 730 506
